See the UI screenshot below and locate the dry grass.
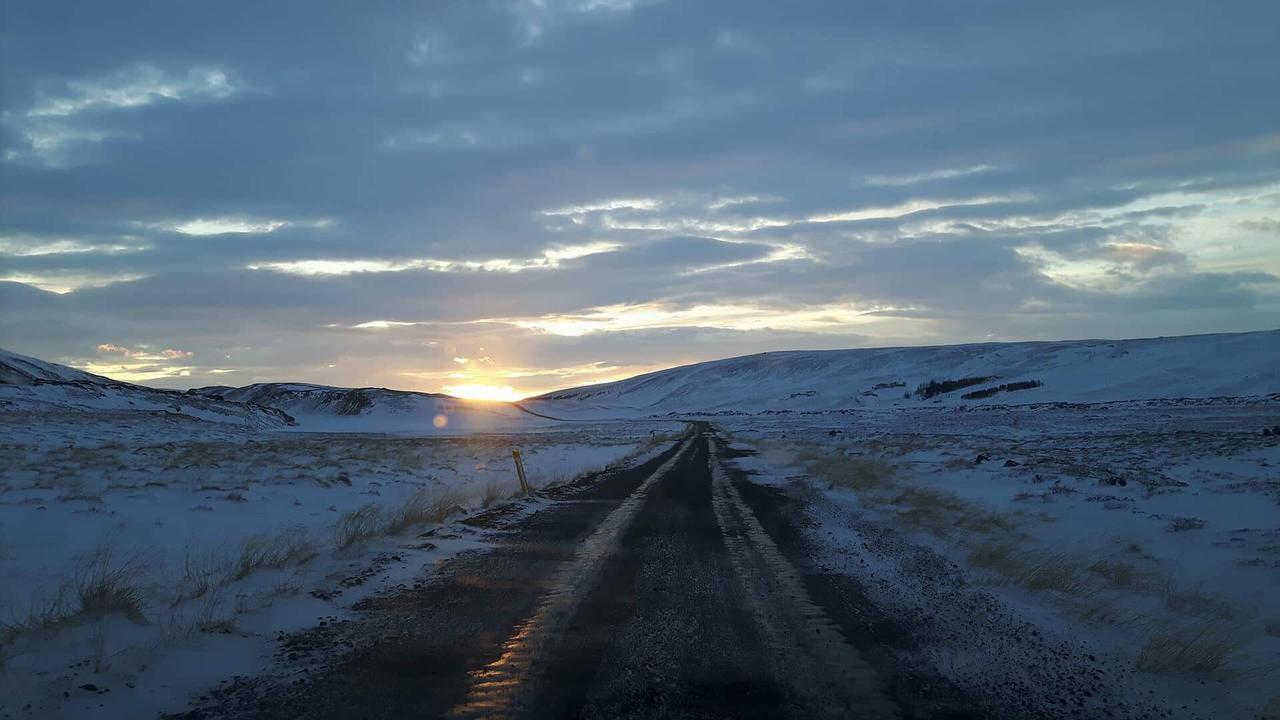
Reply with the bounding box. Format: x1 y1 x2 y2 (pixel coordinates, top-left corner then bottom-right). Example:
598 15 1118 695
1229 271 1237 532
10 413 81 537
336 488 467 549
159 593 227 641
793 447 895 492
228 528 316 582
1163 583 1238 621
1076 597 1153 629
172 548 229 606
1089 560 1159 590
74 545 146 622
1135 626 1232 676
481 478 507 508
384 488 465 536
335 504 383 550
967 542 1092 594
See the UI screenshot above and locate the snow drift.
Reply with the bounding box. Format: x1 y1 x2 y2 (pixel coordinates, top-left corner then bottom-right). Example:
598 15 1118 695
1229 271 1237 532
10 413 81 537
526 330 1280 418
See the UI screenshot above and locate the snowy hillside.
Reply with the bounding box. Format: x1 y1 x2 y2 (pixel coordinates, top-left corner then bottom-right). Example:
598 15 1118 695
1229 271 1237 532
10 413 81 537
0 348 293 428
191 382 547 433
528 330 1280 418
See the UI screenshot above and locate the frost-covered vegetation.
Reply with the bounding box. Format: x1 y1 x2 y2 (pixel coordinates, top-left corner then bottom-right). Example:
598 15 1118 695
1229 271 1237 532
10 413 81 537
0 412 668 718
727 399 1280 719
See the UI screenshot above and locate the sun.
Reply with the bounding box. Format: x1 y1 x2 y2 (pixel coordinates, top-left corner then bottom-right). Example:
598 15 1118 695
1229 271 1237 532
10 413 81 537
443 383 524 402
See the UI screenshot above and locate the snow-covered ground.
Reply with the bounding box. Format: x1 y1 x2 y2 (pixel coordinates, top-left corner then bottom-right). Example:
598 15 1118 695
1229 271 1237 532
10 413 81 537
720 398 1280 719
3 330 1277 718
0 411 672 719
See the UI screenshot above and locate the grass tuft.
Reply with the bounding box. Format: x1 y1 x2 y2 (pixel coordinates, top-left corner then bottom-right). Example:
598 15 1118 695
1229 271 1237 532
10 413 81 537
1135 626 1232 676
228 527 316 582
1089 559 1158 590
967 542 1091 594
334 504 383 550
793 447 895 491
385 489 465 536
1163 583 1238 621
74 545 146 622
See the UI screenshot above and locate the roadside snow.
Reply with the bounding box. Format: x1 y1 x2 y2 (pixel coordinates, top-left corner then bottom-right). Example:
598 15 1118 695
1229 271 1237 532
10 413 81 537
721 398 1280 720
0 412 669 719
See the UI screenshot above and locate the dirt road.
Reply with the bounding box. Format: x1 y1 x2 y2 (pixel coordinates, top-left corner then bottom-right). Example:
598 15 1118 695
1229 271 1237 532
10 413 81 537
180 424 980 719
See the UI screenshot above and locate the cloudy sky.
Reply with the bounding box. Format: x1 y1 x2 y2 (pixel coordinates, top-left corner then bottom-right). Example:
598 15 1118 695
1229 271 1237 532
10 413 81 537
2 1 1278 399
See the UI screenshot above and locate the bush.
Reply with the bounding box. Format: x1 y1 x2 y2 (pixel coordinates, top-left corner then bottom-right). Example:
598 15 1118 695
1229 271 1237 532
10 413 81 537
962 380 1043 400
915 376 996 399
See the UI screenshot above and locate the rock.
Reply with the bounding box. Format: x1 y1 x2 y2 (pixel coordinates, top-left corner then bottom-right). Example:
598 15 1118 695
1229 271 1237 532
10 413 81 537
1003 459 1020 467
1265 428 1273 436
974 453 990 465
79 684 98 692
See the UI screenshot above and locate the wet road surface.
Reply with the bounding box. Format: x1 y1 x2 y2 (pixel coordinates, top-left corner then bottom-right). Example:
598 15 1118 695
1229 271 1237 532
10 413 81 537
182 424 981 719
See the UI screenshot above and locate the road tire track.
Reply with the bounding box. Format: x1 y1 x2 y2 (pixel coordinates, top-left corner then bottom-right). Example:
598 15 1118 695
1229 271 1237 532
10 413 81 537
708 434 899 719
448 437 696 718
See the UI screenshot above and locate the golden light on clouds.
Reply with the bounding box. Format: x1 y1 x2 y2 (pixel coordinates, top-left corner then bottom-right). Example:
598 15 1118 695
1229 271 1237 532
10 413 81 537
443 383 524 402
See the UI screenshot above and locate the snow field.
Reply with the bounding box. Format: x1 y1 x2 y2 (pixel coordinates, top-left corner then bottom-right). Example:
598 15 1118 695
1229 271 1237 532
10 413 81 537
0 416 667 719
723 400 1280 719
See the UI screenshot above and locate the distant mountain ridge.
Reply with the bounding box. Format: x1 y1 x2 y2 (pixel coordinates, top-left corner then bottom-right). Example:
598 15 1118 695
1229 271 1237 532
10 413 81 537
189 382 539 432
6 329 1277 429
0 348 294 428
525 330 1280 418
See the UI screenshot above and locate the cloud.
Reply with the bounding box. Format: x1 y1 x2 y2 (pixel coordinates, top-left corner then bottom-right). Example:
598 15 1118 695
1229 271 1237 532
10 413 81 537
541 198 663 216
0 0 1277 393
864 164 997 187
247 241 620 276
28 65 238 118
4 63 245 167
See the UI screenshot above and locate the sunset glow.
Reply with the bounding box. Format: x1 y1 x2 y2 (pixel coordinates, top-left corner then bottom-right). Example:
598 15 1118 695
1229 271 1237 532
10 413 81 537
443 383 525 402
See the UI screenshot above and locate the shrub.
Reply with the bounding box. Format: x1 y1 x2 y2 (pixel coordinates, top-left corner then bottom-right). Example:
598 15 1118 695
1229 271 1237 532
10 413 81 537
915 376 996 399
962 380 1043 400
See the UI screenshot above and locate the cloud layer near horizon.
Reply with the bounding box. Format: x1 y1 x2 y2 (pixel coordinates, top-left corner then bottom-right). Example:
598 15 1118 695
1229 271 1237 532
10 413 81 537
2 1 1278 394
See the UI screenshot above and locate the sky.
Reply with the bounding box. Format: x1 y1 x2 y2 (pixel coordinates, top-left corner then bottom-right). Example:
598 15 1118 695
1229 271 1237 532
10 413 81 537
1 1 1278 400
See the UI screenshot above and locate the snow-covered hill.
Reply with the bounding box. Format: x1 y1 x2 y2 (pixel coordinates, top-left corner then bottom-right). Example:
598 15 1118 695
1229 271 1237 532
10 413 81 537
526 330 1280 418
190 382 546 433
0 348 293 428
